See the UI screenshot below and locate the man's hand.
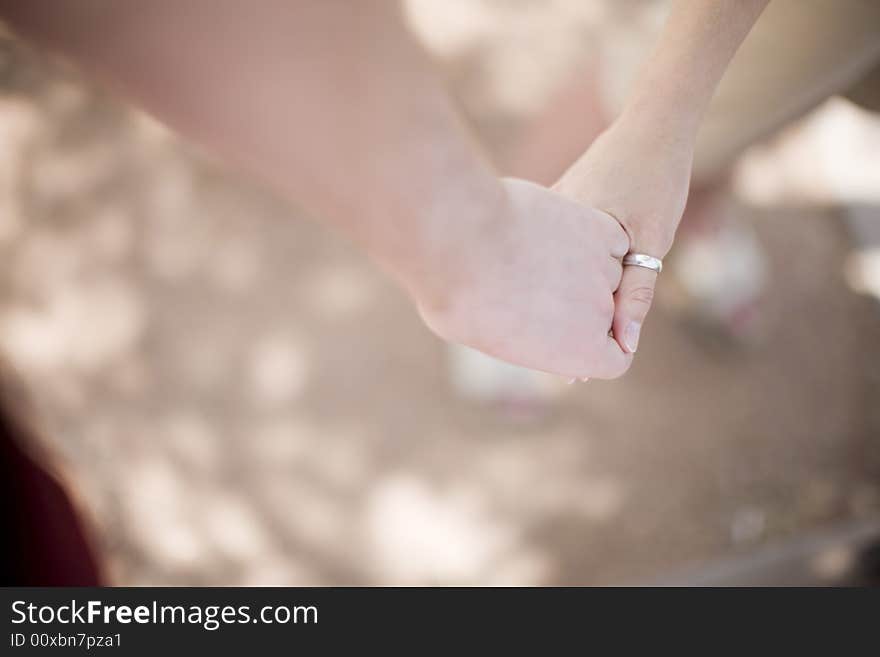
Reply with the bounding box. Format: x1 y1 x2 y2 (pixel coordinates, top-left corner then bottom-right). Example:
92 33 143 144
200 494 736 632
416 178 632 380
554 114 694 354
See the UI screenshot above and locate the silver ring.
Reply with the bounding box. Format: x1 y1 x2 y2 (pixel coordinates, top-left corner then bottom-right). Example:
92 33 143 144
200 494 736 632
622 253 662 274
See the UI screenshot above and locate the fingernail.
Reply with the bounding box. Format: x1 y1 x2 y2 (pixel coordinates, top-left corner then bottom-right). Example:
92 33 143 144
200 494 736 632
624 321 641 353
566 378 576 385
580 377 590 383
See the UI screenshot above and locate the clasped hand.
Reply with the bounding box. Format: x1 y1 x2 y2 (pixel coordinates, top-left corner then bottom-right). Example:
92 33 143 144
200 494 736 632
418 116 693 380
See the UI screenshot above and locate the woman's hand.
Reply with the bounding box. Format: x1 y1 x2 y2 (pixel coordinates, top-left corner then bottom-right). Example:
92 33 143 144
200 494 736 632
551 0 767 355
554 113 695 353
415 178 633 380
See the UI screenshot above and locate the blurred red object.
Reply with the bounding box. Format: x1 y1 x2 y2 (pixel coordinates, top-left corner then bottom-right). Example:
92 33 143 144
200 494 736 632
0 381 101 586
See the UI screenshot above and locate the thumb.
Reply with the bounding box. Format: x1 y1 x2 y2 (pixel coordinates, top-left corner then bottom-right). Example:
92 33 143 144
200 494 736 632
612 265 658 354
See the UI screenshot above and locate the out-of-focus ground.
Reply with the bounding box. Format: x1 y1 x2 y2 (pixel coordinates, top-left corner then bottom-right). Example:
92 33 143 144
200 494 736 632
1 2 879 585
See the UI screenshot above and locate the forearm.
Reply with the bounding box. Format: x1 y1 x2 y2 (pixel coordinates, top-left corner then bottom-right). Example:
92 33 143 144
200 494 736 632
554 0 768 355
622 0 769 137
0 0 501 303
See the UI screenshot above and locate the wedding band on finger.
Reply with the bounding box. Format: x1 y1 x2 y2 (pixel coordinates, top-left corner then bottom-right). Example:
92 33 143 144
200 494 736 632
622 253 663 274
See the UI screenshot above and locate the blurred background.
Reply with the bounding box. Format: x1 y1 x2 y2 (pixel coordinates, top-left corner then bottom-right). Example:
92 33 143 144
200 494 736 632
1 0 879 585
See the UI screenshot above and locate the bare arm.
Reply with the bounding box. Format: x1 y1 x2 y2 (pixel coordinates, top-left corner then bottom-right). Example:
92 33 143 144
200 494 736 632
625 0 771 136
0 0 634 379
0 0 501 308
557 0 769 354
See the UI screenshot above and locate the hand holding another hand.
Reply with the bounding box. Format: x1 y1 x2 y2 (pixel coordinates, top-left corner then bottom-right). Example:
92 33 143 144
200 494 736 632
417 177 633 380
413 113 696 380
554 113 695 355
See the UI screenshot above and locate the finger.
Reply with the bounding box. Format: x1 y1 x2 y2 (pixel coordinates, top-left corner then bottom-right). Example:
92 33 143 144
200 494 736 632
612 265 658 354
603 255 623 291
594 209 630 259
590 334 633 380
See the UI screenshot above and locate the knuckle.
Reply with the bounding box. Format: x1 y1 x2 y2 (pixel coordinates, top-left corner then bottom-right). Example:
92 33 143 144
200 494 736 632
598 354 632 380
628 284 655 308
580 341 608 373
632 221 676 257
584 333 607 357
610 360 632 380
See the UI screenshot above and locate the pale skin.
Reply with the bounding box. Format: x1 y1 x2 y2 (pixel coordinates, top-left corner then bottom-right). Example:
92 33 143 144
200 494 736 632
556 0 770 353
0 0 768 379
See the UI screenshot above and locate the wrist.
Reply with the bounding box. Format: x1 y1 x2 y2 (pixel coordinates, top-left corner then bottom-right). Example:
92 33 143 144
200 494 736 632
387 168 507 314
555 113 693 259
617 94 702 150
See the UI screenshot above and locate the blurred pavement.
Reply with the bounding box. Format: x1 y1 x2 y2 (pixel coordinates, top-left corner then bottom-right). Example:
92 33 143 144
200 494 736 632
0 2 878 585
